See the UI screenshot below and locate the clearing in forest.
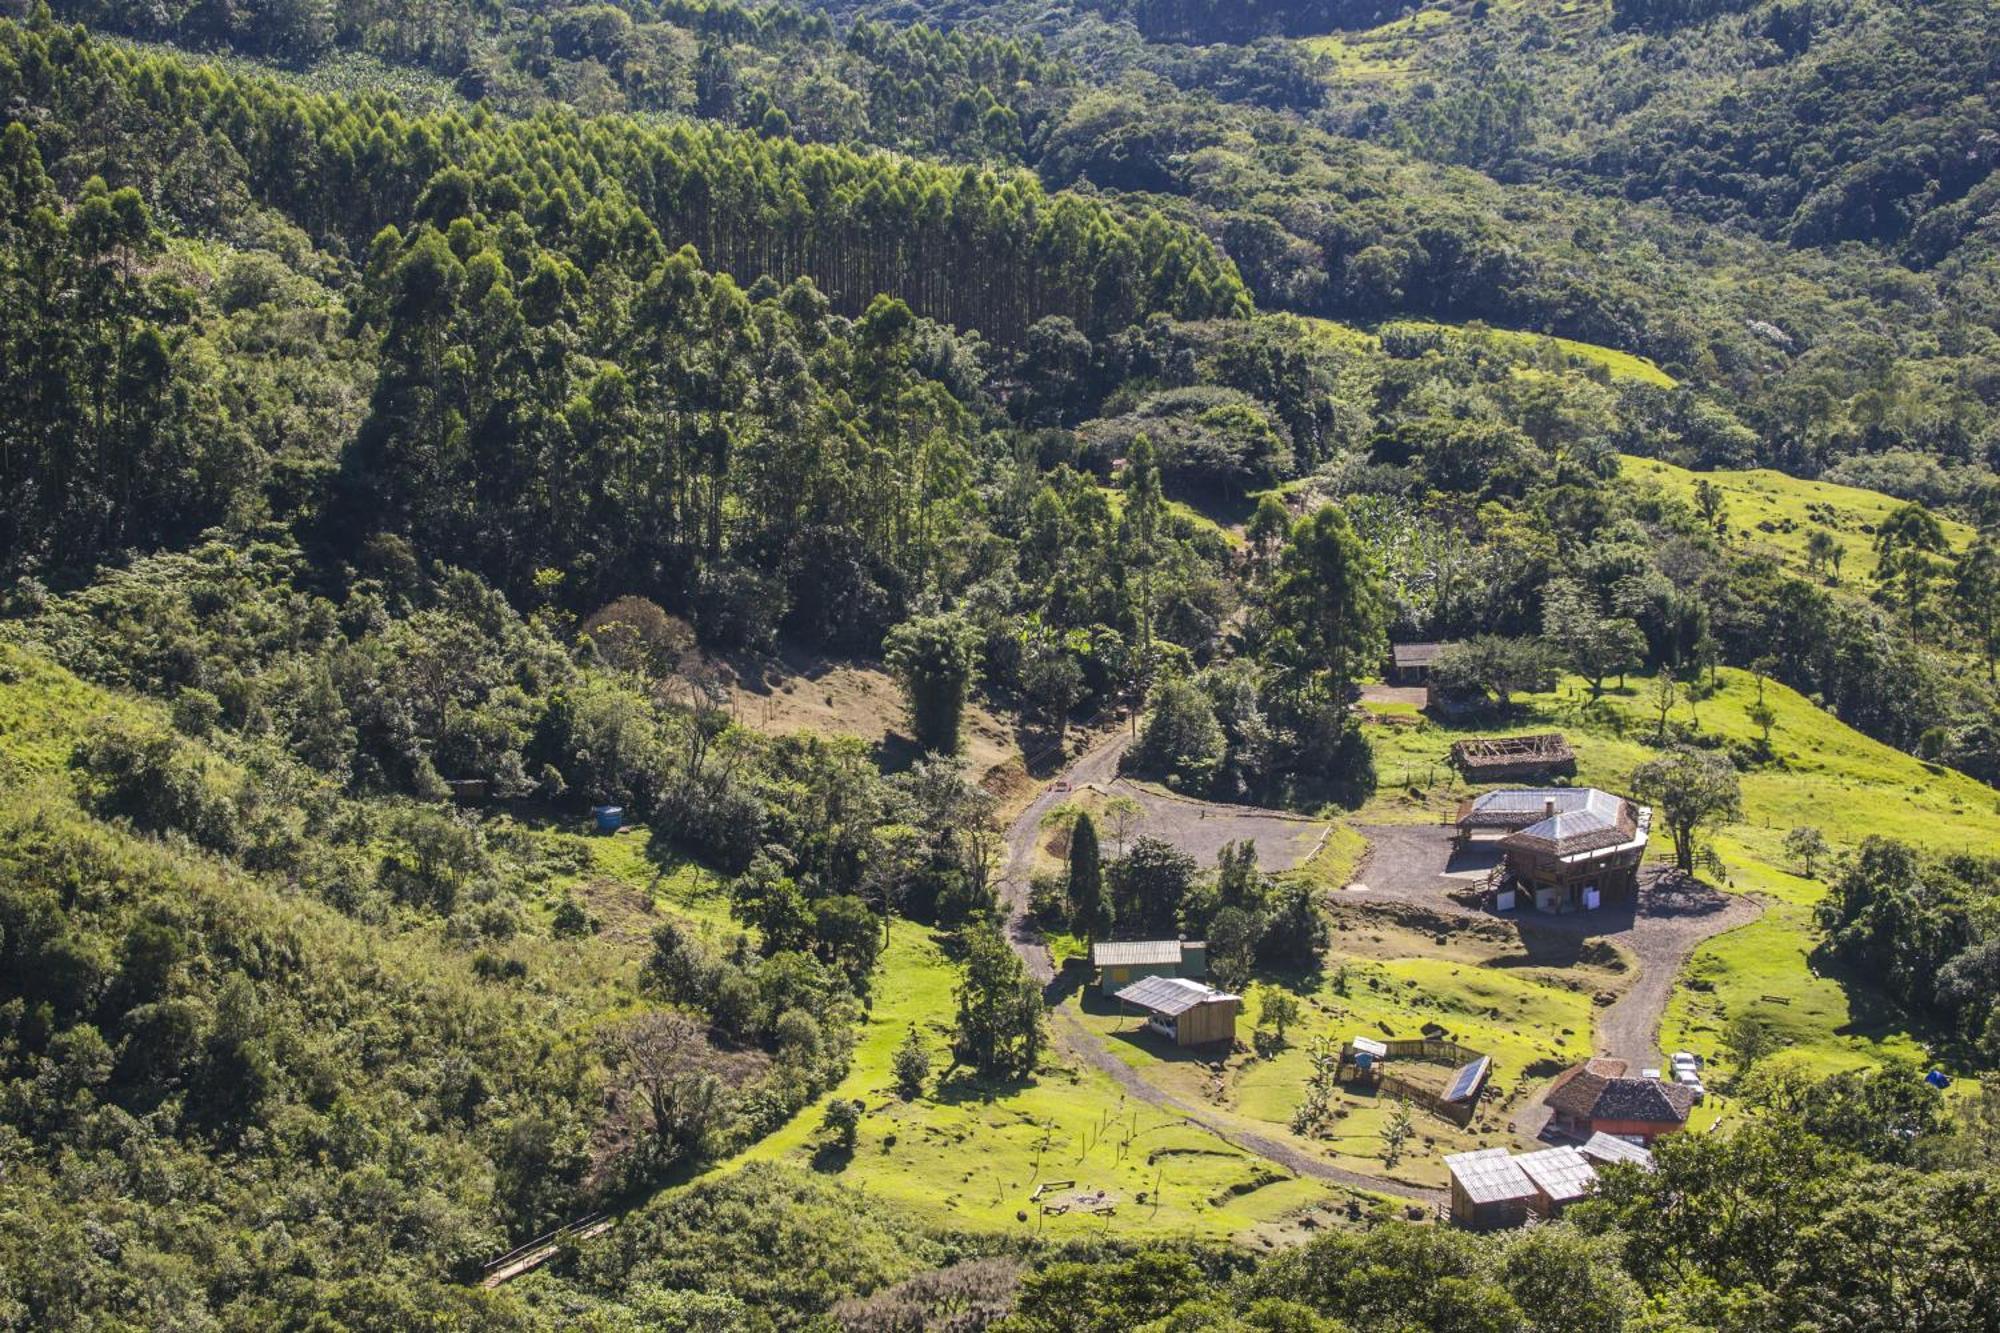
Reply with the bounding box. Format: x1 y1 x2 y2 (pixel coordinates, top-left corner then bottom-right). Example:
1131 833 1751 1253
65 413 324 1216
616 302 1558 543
1622 453 1977 582
1362 666 2000 1083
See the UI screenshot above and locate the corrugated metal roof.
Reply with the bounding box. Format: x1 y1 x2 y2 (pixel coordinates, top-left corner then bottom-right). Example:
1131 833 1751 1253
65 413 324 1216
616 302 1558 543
1515 1147 1597 1202
1580 1132 1655 1169
1460 788 1646 858
1114 975 1238 1017
1443 1149 1535 1205
1391 642 1450 668
1350 1036 1388 1058
1092 939 1190 968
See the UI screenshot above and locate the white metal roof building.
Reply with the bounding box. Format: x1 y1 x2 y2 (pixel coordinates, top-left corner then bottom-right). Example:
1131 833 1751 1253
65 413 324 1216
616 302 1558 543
1580 1131 1656 1170
1112 975 1241 1048
1443 1148 1536 1230
1113 975 1237 1016
1091 940 1194 968
1515 1146 1597 1213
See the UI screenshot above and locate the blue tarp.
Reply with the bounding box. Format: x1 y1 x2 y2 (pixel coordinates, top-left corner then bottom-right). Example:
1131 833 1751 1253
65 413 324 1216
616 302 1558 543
1925 1069 1951 1089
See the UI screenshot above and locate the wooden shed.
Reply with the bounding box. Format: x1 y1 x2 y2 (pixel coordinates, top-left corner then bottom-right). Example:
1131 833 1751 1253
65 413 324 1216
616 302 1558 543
1387 641 1454 685
1514 1146 1597 1217
1090 938 1207 997
1443 1149 1535 1231
1113 975 1241 1048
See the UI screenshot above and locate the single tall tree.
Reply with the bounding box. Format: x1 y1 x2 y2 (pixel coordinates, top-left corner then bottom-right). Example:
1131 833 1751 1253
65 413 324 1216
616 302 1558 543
884 611 981 754
1269 505 1386 702
1068 812 1110 944
1630 746 1743 873
952 924 1044 1079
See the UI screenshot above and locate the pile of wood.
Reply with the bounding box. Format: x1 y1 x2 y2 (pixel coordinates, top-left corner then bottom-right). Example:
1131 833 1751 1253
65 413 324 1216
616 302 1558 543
1450 733 1576 782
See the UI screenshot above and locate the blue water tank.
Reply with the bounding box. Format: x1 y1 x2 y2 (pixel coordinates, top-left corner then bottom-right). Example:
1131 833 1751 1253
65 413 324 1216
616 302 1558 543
591 805 624 834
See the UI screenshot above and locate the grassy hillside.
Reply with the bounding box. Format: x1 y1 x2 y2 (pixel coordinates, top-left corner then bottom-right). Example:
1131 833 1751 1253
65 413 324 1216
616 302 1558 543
1365 666 2000 1080
1298 316 1678 387
1622 454 1977 581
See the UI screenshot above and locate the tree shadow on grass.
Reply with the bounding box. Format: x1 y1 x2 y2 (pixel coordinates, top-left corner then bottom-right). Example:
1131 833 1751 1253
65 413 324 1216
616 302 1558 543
929 1065 1043 1107
809 1142 855 1174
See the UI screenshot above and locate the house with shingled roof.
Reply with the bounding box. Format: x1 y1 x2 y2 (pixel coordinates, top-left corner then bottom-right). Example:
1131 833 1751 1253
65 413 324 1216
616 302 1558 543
1455 787 1651 913
1543 1057 1694 1144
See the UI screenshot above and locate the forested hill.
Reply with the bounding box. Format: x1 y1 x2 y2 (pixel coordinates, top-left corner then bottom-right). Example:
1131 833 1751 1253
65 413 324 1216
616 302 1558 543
0 21 1244 338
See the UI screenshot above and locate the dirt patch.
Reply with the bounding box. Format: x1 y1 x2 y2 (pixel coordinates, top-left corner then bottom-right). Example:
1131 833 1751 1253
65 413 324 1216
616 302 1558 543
1049 776 1332 874
722 646 1019 786
1359 684 1428 708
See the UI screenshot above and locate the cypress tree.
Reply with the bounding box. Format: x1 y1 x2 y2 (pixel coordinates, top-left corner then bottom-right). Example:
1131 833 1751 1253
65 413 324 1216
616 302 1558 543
1069 812 1110 944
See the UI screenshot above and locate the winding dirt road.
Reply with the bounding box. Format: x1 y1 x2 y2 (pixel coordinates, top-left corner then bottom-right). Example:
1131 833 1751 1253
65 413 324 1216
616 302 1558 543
998 735 1444 1205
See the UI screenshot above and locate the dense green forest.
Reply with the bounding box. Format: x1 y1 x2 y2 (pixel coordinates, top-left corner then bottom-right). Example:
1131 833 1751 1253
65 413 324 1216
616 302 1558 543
1 0 1998 1327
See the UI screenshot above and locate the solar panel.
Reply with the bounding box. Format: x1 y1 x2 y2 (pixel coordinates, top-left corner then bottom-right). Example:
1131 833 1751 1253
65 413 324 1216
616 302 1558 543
1444 1055 1491 1104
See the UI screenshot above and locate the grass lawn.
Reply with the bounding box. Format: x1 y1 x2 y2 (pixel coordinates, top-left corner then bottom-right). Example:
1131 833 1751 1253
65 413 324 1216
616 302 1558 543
1620 453 1977 583
724 924 1354 1239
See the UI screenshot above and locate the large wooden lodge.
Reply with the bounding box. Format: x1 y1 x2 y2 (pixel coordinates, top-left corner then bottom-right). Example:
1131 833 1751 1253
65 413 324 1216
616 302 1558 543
1454 787 1651 914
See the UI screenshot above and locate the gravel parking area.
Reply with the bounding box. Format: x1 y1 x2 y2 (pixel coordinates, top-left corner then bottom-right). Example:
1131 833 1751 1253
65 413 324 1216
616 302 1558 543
1086 777 1332 872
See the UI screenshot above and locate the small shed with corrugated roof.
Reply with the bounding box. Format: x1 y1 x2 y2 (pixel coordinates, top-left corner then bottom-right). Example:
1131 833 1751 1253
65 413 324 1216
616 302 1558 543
1090 938 1206 996
1113 975 1240 1048
1443 1148 1536 1231
1515 1146 1597 1217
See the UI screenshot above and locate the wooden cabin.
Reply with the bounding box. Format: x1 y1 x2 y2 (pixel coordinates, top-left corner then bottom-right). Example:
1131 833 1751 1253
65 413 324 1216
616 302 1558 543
1090 939 1207 997
1443 1149 1536 1231
1455 788 1650 914
1386 641 1454 685
1113 975 1240 1048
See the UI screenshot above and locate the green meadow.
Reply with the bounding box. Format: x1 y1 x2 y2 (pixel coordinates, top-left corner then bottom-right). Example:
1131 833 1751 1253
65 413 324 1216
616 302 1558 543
1621 453 1977 582
1294 315 1677 388
725 923 1355 1239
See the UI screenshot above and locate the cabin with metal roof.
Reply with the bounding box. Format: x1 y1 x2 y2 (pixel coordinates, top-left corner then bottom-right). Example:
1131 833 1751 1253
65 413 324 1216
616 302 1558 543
1112 975 1241 1048
1515 1146 1597 1217
1386 641 1455 685
1089 938 1206 996
1443 1149 1536 1231
1455 787 1651 913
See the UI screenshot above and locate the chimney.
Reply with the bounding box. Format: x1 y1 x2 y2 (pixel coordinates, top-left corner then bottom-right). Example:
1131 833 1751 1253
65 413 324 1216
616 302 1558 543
1544 797 1557 817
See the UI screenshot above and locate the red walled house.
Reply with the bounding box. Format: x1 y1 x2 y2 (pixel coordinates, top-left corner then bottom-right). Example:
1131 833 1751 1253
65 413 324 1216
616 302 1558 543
1542 1058 1694 1144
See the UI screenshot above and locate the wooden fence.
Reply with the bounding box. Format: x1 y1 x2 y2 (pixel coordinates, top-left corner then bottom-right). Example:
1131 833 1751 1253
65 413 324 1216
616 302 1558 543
1375 1072 1477 1127
1380 1038 1485 1066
